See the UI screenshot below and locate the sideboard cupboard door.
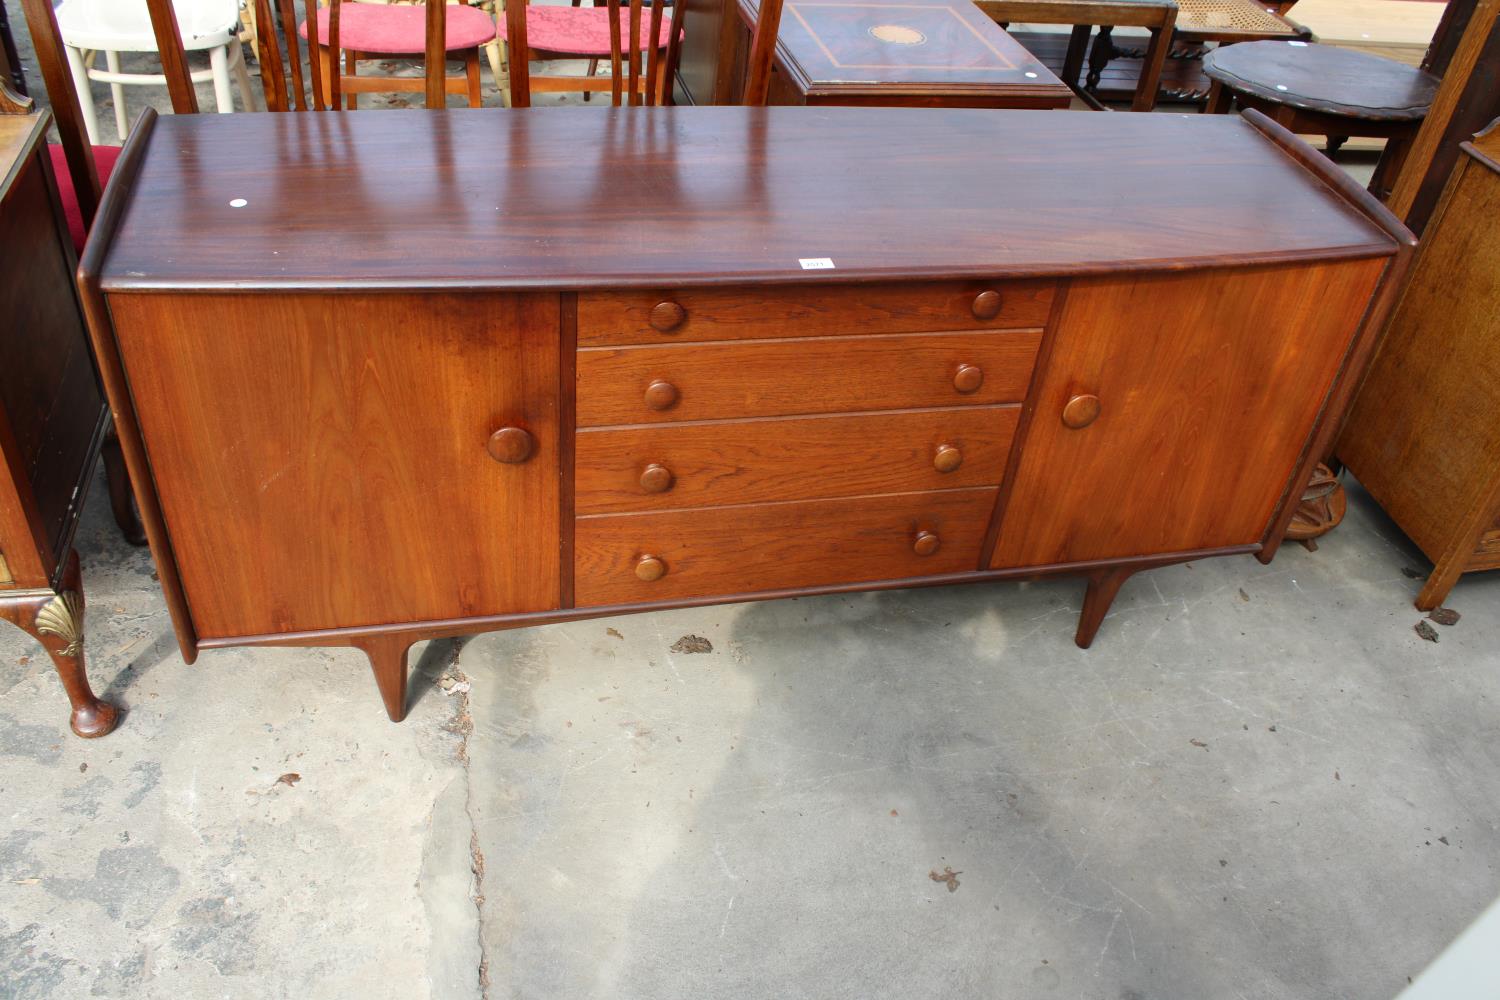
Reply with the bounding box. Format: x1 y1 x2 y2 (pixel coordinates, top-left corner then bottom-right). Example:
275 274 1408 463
106 293 561 638
990 261 1385 569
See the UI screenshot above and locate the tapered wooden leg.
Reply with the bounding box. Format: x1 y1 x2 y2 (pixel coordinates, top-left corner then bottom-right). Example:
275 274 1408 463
353 634 412 722
1075 568 1133 649
1415 553 1467 612
465 50 481 107
101 427 147 546
0 552 119 738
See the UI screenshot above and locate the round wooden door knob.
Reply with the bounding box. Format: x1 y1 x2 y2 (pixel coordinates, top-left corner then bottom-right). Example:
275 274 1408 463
913 530 941 557
971 289 1002 320
933 444 963 473
486 426 535 464
649 301 686 332
953 364 984 394
635 554 667 581
1062 394 1101 429
639 463 674 493
644 380 679 410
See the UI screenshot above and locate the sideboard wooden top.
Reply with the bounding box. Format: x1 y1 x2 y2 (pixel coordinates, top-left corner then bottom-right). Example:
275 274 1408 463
93 106 1398 292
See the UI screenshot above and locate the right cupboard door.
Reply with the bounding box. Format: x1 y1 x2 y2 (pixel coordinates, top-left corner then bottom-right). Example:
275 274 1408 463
990 261 1385 569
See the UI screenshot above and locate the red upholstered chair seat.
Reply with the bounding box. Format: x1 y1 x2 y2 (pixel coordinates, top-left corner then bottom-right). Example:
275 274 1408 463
300 2 496 54
497 5 675 55
48 143 122 254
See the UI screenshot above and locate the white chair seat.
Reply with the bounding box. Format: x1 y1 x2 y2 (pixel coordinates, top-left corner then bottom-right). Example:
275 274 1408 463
55 0 242 53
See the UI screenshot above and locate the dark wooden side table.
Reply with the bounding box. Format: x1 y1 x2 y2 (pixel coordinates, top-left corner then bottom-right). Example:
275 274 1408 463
1204 40 1439 197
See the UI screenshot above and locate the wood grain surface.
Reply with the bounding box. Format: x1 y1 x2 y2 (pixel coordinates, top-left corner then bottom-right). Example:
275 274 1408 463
576 405 1019 512
578 280 1055 345
97 108 1397 292
575 486 997 605
107 292 562 637
991 260 1384 568
576 329 1042 425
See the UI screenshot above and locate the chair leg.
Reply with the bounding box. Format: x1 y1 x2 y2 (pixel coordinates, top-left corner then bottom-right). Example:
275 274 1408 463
465 49 481 106
231 39 257 111
104 50 128 139
210 44 234 112
1075 568 1133 649
345 50 357 109
0 552 120 738
64 45 102 144
583 57 598 100
101 428 147 547
354 634 413 722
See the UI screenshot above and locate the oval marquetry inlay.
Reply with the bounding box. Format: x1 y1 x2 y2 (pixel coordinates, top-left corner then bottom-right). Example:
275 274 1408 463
1062 394 1101 429
953 364 984 394
635 554 667 581
913 530 941 557
639 463 674 494
644 380 680 411
869 23 926 44
486 426 535 464
933 444 963 473
649 301 686 332
971 289 1002 320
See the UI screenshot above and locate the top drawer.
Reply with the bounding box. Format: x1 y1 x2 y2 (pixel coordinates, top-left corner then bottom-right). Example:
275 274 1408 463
577 280 1055 346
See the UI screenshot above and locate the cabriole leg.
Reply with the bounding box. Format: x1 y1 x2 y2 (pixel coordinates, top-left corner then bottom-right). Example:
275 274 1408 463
101 427 148 546
354 634 413 722
0 552 119 738
1075 568 1134 649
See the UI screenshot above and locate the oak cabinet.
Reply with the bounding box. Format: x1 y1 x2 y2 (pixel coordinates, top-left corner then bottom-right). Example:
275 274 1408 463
78 106 1410 726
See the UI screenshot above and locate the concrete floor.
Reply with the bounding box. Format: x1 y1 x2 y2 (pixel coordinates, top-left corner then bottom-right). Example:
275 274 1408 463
4 464 1500 1000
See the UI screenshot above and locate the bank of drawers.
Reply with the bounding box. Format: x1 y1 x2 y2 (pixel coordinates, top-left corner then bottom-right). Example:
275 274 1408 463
573 281 1051 607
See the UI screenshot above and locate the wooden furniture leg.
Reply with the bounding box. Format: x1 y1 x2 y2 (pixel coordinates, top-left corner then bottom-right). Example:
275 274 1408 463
465 48 481 106
353 633 413 722
0 552 119 737
1075 568 1132 649
100 427 147 546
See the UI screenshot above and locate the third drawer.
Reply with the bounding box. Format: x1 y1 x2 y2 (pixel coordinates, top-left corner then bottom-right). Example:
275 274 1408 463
575 406 1020 514
575 329 1043 426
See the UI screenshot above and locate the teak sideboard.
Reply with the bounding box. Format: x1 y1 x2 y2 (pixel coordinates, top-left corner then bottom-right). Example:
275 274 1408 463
78 107 1411 727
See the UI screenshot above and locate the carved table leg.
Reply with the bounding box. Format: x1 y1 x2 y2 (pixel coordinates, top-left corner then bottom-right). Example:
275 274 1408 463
101 426 148 546
354 633 414 723
0 552 119 738
1075 568 1134 649
1283 462 1347 553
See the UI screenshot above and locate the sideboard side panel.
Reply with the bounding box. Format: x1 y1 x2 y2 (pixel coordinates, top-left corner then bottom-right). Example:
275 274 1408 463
991 260 1385 568
108 292 562 638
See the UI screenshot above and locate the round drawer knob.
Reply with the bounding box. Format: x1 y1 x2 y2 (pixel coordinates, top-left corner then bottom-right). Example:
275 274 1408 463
913 530 941 557
971 289 1002 321
1062 394 1101 429
486 426 535 464
933 444 963 474
639 463 674 494
644 380 679 411
649 301 686 333
953 364 984 394
635 554 667 582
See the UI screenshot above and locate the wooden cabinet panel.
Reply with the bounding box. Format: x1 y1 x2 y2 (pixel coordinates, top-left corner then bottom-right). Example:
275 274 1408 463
576 487 997 606
576 405 1019 513
991 261 1385 568
577 329 1042 426
577 281 1055 346
109 293 561 637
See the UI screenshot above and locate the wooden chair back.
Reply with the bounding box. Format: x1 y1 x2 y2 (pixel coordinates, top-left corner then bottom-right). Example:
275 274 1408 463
246 0 453 110
504 0 783 107
17 0 103 225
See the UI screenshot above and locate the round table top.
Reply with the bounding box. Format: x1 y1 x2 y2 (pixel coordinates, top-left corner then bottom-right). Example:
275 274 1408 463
1203 40 1439 121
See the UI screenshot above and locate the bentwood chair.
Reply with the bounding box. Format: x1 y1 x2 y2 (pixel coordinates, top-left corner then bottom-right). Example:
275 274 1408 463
502 0 784 106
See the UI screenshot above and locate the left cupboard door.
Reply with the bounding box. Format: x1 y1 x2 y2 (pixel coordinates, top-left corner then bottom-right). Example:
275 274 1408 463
108 292 561 639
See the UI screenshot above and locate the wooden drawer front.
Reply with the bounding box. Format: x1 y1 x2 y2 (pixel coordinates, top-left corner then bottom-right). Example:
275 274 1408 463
575 487 997 606
577 281 1054 346
577 330 1042 427
576 406 1019 514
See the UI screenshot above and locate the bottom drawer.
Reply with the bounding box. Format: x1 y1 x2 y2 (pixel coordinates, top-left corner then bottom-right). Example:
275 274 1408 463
574 488 997 607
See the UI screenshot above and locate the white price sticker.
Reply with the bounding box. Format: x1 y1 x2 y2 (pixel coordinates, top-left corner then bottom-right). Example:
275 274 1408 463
799 257 836 270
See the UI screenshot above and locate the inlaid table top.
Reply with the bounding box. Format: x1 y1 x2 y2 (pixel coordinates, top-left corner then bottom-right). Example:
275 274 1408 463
739 0 1072 104
1204 40 1439 120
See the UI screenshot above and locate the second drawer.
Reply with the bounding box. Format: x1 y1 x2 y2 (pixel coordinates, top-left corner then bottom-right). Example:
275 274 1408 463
575 329 1043 426
575 406 1020 514
574 487 998 607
